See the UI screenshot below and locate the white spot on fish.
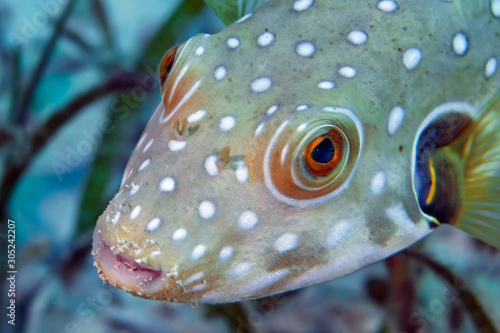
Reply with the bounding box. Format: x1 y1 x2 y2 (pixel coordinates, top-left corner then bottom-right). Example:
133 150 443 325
204 155 219 177
184 272 204 285
254 123 265 136
386 203 419 232
138 159 150 172
492 0 500 17
254 105 279 137
214 65 227 81
130 205 141 221
266 104 279 116
194 46 204 56
159 177 176 193
296 104 309 112
236 13 252 23
347 30 368 46
235 160 249 184
150 250 161 257
199 201 216 220
227 262 252 279
186 283 207 294
237 268 290 296
168 65 188 103
191 244 206 261
403 48 422 70
135 132 147 150
129 183 139 196
226 37 240 49
168 140 187 152
293 0 314 12
296 123 307 132
324 220 351 248
338 66 357 78
111 211 121 225
370 171 387 195
387 105 405 135
237 211 259 231
485 57 498 78
377 0 398 13
219 116 236 132
257 31 275 47
452 32 468 56
296 41 316 57
219 246 234 262
274 233 299 253
143 139 154 153
187 109 207 123
317 81 336 89
146 217 161 232
251 77 272 93
172 228 187 241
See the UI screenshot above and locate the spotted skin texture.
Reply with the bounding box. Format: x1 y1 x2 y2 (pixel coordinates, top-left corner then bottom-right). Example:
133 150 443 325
92 0 500 303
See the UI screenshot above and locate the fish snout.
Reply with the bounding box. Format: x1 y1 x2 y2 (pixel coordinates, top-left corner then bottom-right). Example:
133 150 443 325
92 205 184 300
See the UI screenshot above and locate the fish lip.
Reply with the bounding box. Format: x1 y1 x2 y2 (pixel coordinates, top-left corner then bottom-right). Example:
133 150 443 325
92 230 171 297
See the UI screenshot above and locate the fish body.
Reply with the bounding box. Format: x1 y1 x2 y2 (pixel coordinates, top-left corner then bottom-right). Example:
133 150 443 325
92 0 500 303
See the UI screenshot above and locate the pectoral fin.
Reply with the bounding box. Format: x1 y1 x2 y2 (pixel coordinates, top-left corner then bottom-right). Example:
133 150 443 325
415 93 500 249
457 93 500 249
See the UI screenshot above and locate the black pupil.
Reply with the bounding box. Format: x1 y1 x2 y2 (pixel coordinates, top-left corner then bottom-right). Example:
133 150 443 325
311 138 335 163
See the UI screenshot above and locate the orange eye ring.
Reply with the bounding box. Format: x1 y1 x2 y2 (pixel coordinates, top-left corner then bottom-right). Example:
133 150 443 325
303 129 343 177
264 108 362 206
263 106 363 207
159 45 179 86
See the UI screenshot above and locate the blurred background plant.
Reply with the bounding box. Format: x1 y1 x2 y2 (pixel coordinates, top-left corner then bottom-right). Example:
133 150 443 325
0 1 498 332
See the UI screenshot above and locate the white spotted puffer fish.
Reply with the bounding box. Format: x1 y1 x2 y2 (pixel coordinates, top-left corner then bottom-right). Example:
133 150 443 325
92 0 500 303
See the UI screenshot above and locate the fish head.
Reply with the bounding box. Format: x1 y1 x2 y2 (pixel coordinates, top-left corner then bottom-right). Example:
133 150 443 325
91 3 449 303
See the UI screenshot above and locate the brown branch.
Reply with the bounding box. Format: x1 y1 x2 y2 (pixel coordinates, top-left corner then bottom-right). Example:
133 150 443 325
31 70 152 155
9 47 22 120
16 0 76 125
402 250 498 333
91 0 114 49
63 27 94 53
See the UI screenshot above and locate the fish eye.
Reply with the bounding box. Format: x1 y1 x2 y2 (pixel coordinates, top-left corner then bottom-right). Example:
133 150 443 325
263 107 363 207
159 45 180 86
294 124 350 187
304 129 343 177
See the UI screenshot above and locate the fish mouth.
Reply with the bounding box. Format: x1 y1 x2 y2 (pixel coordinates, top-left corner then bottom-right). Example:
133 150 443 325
92 231 177 298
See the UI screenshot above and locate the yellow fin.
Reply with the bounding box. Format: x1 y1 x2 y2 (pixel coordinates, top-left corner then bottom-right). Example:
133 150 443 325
457 92 500 249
